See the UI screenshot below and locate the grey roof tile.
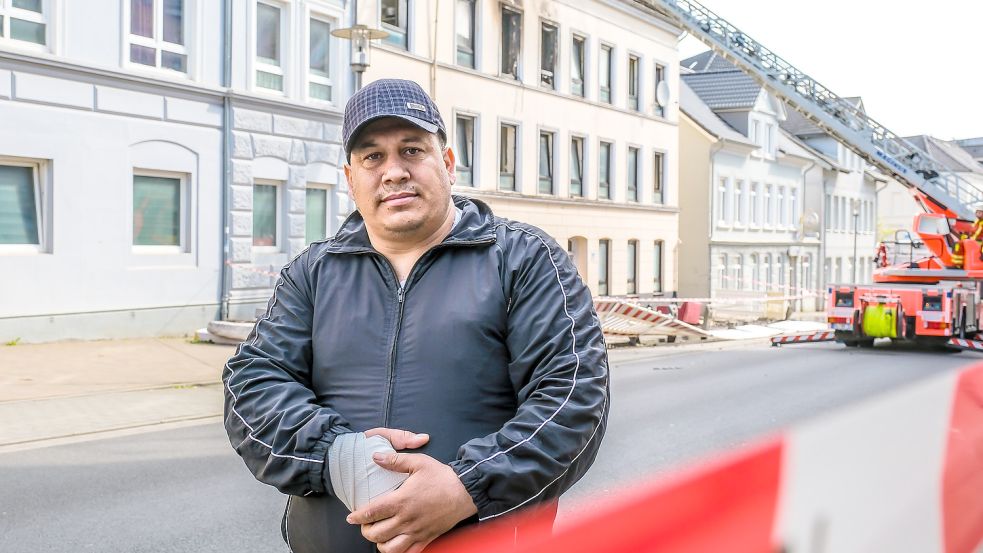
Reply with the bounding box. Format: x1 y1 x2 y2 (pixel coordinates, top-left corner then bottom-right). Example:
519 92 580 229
679 80 755 145
680 71 761 110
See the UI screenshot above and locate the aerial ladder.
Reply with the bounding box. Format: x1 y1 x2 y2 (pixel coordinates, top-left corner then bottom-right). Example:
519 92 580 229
637 0 983 349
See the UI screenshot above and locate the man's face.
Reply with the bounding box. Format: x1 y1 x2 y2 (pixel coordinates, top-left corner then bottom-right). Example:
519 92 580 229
976 210 983 219
344 118 456 242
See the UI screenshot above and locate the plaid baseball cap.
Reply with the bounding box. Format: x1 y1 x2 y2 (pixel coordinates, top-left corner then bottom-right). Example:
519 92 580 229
342 79 446 157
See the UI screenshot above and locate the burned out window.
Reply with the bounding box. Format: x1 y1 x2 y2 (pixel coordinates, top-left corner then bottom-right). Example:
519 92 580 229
540 22 557 89
501 7 521 79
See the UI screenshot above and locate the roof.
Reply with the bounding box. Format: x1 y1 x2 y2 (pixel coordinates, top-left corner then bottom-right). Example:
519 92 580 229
954 138 983 164
679 50 761 110
903 135 983 175
679 80 755 146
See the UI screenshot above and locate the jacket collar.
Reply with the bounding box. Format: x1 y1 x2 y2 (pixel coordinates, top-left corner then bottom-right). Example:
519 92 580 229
325 195 497 253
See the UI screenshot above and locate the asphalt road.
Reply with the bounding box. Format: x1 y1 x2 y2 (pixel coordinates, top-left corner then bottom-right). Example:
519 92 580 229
0 340 975 552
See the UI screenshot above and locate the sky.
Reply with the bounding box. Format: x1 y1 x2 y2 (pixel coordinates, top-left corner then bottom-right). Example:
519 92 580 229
675 0 982 141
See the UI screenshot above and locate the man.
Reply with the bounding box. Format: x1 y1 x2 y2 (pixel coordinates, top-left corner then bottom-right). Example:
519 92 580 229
971 209 983 242
223 79 609 553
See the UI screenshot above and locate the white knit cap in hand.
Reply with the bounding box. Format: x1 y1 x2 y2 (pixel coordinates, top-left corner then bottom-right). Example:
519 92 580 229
327 433 410 512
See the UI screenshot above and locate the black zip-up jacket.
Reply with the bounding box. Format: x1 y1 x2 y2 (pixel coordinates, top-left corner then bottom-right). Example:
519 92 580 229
223 196 609 552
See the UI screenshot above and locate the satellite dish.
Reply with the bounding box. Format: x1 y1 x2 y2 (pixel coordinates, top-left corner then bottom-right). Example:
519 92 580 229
655 80 671 108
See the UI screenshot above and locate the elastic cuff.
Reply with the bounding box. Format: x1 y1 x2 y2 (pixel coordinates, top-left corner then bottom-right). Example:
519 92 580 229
449 460 494 517
308 425 351 496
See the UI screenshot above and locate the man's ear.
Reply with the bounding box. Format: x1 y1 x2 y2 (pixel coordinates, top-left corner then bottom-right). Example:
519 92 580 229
344 164 356 205
443 146 457 187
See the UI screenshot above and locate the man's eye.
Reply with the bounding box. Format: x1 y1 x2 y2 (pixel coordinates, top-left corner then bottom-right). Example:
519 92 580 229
404 147 422 156
364 153 382 161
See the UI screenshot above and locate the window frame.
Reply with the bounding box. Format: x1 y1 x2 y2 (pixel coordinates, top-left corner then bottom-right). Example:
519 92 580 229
539 19 558 90
500 5 522 81
598 238 611 296
131 168 189 255
627 53 640 112
653 61 667 117
304 6 342 105
304 182 335 244
569 134 586 198
380 0 409 50
0 0 49 51
453 110 478 187
537 128 556 195
570 32 587 98
626 145 640 203
124 0 191 76
454 0 476 69
652 150 665 204
627 239 638 295
253 0 288 95
598 42 613 104
252 178 283 252
498 120 519 192
597 139 613 200
0 156 47 254
652 240 663 293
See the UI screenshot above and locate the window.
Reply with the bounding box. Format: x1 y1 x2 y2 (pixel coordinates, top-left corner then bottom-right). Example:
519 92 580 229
763 254 772 289
0 161 43 247
766 183 775 225
598 141 612 199
455 114 475 186
627 240 638 294
381 0 408 50
733 254 743 288
133 173 184 249
653 240 663 293
599 44 612 103
308 15 333 101
540 22 557 89
734 180 744 225
598 239 610 295
750 182 760 225
570 136 584 197
455 0 475 68
763 123 773 154
305 186 332 243
724 178 734 223
654 63 666 117
253 180 279 247
499 123 517 191
628 55 640 111
719 253 728 289
653 152 664 203
627 146 639 202
129 0 186 72
777 254 786 286
790 188 799 228
0 0 46 46
538 131 554 194
255 1 284 91
501 7 521 79
750 253 760 290
778 186 786 226
571 35 586 97
824 194 832 229
716 178 726 225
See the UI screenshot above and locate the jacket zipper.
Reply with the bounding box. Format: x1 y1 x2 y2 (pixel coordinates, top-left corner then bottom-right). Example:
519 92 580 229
379 237 496 427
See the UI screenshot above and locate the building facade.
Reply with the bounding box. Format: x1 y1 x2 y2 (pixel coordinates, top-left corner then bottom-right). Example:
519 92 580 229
356 0 683 297
678 77 822 316
0 0 351 341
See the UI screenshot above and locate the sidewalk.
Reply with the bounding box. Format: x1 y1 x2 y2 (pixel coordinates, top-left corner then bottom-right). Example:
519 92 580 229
0 338 235 450
0 327 807 452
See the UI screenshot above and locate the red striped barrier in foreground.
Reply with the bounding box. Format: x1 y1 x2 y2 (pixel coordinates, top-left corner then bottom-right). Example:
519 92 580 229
431 363 983 553
770 331 836 346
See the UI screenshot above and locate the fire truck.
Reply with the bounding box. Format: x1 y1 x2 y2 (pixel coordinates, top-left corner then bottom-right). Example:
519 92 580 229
640 0 983 349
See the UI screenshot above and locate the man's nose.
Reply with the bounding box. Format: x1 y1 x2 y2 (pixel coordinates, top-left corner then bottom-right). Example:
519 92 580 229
380 154 410 185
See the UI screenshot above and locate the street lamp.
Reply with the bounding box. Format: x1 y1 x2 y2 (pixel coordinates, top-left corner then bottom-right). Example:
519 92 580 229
331 24 388 91
852 198 861 283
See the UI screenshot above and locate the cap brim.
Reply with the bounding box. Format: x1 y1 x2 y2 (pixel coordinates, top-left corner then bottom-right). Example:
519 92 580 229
345 114 440 155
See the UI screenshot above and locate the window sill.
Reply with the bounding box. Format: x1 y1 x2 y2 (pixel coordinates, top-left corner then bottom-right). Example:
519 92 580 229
132 245 186 255
0 244 46 255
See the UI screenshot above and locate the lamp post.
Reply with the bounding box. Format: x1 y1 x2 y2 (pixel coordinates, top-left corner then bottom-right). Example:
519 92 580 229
331 24 388 91
852 198 861 283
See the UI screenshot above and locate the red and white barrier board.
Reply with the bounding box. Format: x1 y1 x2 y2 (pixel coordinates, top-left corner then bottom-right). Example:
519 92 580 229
431 363 983 553
771 331 836 346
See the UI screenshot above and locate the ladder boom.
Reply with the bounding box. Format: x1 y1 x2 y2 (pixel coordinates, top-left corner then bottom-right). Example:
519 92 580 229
640 0 983 221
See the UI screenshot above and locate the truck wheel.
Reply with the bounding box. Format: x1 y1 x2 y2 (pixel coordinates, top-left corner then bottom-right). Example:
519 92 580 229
858 338 875 348
835 331 858 347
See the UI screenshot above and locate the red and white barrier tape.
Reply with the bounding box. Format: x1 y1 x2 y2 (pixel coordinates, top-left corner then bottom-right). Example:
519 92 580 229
430 362 983 553
771 331 835 345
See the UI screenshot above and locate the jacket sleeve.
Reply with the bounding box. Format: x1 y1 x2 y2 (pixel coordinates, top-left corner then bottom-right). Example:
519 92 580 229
223 249 351 497
448 225 610 521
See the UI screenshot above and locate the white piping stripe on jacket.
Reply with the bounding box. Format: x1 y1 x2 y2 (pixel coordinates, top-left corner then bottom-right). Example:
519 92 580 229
480 393 608 521
460 223 606 511
224 244 326 466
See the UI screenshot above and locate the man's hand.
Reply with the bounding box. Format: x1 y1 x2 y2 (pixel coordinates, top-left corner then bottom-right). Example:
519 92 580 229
364 427 431 450
347 451 478 553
